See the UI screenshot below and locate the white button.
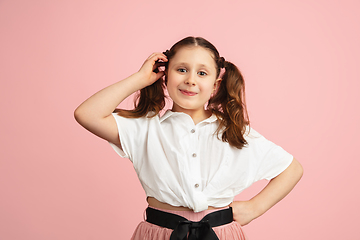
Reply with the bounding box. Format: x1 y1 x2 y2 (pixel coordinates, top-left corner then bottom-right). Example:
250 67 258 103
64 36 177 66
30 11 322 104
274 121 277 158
192 153 197 157
194 183 199 188
190 129 195 133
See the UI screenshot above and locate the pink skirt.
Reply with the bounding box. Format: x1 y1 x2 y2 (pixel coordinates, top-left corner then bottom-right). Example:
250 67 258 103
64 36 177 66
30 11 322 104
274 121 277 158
131 206 248 240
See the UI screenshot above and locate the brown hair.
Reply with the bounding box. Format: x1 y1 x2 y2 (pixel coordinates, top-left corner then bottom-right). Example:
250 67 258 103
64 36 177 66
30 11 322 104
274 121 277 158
115 36 250 149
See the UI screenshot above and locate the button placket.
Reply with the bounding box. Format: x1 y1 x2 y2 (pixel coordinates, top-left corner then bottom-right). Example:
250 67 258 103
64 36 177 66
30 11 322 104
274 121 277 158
189 126 201 191
190 127 197 159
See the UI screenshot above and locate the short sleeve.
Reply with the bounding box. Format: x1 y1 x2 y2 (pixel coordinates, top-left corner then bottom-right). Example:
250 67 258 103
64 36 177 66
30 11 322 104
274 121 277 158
108 112 149 163
246 127 293 181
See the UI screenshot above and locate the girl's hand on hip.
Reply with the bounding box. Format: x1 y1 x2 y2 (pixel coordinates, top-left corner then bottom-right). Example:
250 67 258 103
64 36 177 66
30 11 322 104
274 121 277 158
137 52 168 87
230 201 258 226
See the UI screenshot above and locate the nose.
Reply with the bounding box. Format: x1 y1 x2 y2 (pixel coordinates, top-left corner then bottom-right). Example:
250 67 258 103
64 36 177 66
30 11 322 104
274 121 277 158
184 73 196 86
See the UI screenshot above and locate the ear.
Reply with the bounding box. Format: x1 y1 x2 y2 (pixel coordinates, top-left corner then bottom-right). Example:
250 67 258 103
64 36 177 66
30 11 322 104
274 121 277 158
212 78 222 93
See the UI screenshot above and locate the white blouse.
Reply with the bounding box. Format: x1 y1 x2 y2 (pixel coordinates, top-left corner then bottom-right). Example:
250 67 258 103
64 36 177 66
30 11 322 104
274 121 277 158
109 110 293 212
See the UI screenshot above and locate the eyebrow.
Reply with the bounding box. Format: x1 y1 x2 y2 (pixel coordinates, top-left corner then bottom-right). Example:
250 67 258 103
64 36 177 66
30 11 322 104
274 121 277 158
175 62 212 69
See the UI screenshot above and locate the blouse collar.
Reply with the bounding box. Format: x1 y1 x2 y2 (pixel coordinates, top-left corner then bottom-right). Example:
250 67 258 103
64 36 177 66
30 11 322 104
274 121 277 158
159 110 218 124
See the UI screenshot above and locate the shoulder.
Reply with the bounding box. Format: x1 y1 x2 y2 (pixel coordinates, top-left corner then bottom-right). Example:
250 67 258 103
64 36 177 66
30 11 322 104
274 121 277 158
243 125 263 141
242 126 277 152
111 111 162 136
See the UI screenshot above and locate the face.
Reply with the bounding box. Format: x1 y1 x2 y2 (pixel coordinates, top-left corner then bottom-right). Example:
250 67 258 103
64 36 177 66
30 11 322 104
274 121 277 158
166 46 220 116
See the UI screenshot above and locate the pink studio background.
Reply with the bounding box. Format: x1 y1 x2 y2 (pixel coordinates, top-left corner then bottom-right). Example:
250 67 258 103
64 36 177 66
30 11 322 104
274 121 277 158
1 0 359 239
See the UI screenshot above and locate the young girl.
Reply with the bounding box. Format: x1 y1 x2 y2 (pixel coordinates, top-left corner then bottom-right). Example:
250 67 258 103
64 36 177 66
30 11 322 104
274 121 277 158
74 36 303 240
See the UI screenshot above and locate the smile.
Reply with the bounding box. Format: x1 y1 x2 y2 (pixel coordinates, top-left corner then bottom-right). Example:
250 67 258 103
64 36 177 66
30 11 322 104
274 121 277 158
179 89 197 96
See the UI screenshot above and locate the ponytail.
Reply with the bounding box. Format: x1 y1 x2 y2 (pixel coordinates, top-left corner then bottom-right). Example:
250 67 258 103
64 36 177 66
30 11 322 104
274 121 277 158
114 77 166 118
208 60 250 149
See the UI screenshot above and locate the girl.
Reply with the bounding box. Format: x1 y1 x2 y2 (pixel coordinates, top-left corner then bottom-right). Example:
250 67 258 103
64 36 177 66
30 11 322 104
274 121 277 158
74 36 303 240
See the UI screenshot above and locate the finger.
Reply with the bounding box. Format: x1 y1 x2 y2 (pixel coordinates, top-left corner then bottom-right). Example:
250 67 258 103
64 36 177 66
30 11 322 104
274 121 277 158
154 62 166 73
151 53 168 63
155 71 165 80
141 53 168 74
147 52 168 62
154 61 166 68
146 52 158 60
152 61 167 74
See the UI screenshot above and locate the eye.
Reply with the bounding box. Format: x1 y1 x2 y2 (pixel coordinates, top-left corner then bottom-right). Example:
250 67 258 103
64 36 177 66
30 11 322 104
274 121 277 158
177 68 187 73
198 71 207 76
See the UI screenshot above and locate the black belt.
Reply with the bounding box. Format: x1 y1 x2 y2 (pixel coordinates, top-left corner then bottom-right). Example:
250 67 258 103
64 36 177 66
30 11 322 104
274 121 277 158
146 207 233 240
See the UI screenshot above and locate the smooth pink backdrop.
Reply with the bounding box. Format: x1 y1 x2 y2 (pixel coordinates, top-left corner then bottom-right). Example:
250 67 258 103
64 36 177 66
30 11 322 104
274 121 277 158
1 0 359 239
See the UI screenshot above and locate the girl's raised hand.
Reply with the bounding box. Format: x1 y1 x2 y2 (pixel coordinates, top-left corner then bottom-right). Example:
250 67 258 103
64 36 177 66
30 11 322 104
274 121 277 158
137 52 168 87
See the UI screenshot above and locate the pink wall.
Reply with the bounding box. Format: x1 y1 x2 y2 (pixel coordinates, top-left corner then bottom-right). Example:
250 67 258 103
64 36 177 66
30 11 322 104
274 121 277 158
1 0 359 239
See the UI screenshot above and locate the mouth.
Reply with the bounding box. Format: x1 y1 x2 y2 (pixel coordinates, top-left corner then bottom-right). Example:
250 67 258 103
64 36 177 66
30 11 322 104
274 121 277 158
179 89 197 96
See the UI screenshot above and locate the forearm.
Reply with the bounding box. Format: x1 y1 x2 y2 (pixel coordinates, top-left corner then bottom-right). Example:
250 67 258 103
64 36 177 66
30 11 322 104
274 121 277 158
250 158 303 218
74 72 146 121
73 52 166 144
231 158 303 226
